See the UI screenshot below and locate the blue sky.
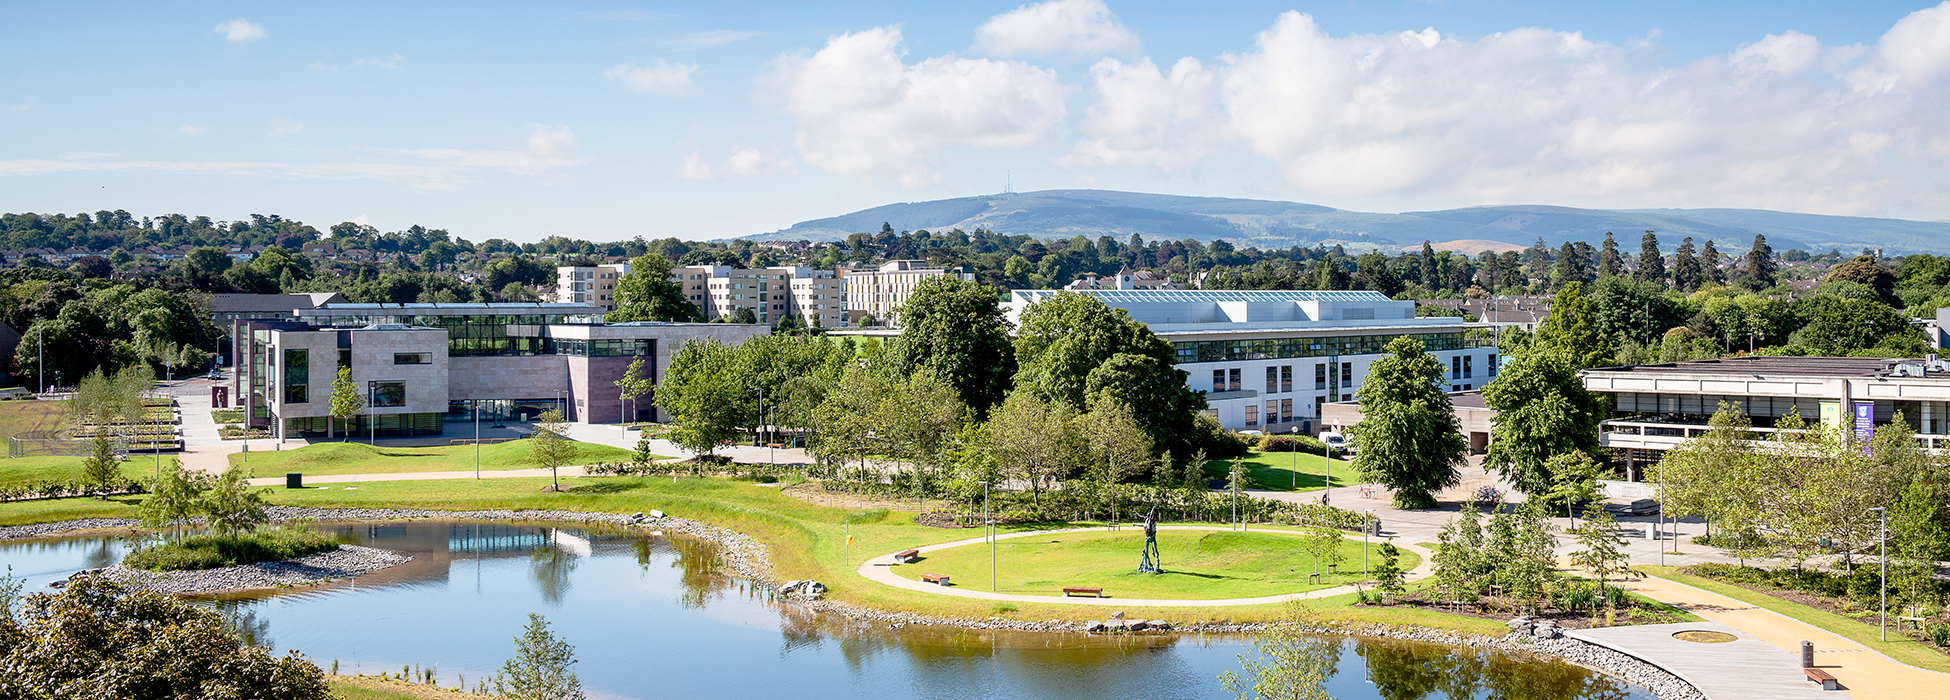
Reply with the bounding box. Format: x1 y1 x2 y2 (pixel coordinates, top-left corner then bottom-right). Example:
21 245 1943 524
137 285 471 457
3 1 1947 242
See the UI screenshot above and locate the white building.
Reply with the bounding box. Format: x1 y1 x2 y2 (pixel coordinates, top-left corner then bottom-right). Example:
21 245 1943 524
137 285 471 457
552 264 631 312
672 265 848 327
842 260 975 326
1003 289 1498 433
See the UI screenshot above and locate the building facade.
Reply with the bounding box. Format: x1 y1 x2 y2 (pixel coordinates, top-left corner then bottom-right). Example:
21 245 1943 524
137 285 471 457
1583 356 1950 479
1003 289 1498 433
671 265 847 327
232 302 767 438
842 260 975 326
552 264 631 312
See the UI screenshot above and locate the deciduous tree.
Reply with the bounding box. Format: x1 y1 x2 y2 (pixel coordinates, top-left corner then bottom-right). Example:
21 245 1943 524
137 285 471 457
529 409 578 492
890 277 1016 416
495 613 585 700
607 254 701 323
1347 336 1466 509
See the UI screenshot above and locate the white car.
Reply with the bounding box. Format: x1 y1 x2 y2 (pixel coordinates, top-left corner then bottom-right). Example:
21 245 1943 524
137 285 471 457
1320 433 1348 452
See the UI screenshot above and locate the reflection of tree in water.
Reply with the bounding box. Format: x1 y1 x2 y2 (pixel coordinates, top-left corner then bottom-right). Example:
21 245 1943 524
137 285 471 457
84 536 124 571
1356 637 1635 700
669 537 731 609
210 598 274 650
529 543 578 606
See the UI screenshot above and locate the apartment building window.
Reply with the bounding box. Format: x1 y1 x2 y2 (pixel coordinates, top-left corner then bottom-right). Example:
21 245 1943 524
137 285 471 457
369 381 406 407
394 353 430 365
282 349 308 404
1245 405 1258 426
1265 366 1278 393
1228 368 1241 391
1315 364 1327 390
1281 365 1293 393
1281 399 1293 422
1266 399 1280 424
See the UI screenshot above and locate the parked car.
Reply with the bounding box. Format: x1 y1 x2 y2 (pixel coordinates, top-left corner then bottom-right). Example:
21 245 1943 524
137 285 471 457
1320 432 1349 453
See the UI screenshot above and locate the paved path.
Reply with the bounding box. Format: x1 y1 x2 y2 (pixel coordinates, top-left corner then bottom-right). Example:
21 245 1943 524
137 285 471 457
244 466 589 487
854 525 1435 607
1568 621 1841 700
1615 572 1948 700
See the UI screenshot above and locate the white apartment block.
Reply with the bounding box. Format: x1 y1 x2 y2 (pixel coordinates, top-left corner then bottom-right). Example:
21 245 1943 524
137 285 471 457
842 260 976 326
553 264 631 312
672 265 848 327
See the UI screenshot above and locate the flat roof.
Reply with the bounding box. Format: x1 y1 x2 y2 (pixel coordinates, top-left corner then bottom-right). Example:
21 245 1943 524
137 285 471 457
1011 289 1394 304
1584 356 1927 379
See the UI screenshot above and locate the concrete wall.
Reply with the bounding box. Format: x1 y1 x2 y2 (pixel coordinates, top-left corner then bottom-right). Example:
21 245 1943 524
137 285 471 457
265 330 340 420
448 355 567 401
347 328 448 416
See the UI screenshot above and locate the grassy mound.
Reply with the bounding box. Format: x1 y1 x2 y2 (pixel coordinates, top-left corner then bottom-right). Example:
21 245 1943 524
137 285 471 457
226 440 645 477
0 455 156 491
891 529 1412 599
123 527 342 571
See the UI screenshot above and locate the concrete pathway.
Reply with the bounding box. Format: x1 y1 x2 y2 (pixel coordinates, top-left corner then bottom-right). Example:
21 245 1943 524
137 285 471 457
1568 621 1841 700
244 466 589 488
853 525 1435 607
1614 572 1950 700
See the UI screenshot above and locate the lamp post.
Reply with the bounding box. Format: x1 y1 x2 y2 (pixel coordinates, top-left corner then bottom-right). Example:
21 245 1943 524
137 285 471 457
1323 441 1333 507
1364 509 1374 574
474 400 481 480
36 325 43 395
986 481 995 592
1870 506 1887 641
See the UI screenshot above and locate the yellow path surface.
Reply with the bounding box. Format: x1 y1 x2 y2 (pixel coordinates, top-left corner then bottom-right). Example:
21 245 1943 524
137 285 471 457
1619 573 1948 699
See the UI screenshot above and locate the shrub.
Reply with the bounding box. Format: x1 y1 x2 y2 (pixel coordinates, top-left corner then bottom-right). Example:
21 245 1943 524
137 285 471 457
124 527 341 571
1257 434 1328 455
1932 624 1950 647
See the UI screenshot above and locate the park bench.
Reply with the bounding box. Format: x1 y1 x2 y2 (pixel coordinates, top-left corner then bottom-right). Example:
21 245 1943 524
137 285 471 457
920 573 950 585
894 549 921 564
1063 586 1105 598
1803 667 1838 691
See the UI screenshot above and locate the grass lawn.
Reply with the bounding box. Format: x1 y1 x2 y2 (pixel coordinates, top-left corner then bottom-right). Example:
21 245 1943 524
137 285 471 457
889 529 1417 599
0 472 1494 633
1637 565 1950 674
0 455 160 490
328 677 474 700
1207 449 1359 492
225 440 651 478
0 399 65 440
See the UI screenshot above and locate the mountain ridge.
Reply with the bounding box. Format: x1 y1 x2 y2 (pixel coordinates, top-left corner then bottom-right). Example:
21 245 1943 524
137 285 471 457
747 189 1949 254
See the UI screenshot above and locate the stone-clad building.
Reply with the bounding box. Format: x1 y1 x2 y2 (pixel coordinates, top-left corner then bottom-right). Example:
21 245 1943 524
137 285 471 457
231 302 765 438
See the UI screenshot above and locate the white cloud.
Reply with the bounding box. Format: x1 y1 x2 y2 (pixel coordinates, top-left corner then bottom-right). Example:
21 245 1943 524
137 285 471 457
1035 4 1950 216
268 118 305 137
678 148 792 180
2 123 587 191
353 54 403 70
214 18 266 44
178 125 208 136
772 26 1067 187
604 59 698 94
975 0 1139 59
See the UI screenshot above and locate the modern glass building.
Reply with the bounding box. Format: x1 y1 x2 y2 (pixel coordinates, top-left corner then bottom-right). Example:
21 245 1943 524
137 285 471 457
1004 289 1498 433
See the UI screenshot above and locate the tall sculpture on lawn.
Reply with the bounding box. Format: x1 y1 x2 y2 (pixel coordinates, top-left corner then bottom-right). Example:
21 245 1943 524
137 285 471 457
1138 504 1162 574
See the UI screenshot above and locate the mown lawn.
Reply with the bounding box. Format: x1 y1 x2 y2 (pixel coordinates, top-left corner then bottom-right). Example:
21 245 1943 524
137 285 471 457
0 455 159 490
1637 565 1950 674
888 529 1416 599
225 440 652 478
0 399 65 440
1207 449 1359 492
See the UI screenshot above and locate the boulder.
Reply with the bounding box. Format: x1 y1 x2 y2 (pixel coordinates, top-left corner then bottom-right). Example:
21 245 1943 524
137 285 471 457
1147 620 1171 631
1506 616 1534 632
649 510 665 519
1109 611 1126 620
1531 622 1562 640
1127 620 1149 631
1085 620 1108 632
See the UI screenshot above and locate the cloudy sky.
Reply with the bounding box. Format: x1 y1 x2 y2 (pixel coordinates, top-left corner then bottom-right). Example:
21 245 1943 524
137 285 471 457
3 1 1948 241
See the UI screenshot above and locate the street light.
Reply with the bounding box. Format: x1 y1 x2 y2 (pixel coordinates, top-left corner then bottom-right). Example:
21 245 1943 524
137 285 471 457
1870 506 1887 641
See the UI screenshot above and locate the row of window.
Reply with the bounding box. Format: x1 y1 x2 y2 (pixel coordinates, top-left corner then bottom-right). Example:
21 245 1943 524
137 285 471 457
1172 332 1488 364
1212 362 1356 394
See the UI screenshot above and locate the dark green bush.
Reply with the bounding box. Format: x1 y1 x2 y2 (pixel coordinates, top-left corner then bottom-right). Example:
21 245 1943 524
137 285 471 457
124 527 340 571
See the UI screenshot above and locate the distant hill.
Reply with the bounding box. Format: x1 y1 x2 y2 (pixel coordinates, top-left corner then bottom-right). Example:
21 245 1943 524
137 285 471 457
749 189 1950 254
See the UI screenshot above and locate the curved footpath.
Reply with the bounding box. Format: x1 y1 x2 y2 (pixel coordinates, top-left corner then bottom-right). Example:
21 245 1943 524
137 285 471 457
855 524 1435 607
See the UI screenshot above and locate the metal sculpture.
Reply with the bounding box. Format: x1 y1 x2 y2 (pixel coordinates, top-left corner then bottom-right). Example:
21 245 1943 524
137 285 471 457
1138 503 1162 574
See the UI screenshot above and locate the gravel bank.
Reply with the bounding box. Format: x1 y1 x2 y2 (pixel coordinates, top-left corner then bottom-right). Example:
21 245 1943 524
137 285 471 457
7 507 1698 699
89 545 413 594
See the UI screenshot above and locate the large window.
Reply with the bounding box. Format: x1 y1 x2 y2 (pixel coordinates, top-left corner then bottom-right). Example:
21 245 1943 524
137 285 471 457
1171 332 1489 364
369 381 406 408
394 353 430 365
282 349 308 404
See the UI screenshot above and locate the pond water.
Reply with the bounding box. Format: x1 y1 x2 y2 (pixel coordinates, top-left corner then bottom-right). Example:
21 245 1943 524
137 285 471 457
0 522 1654 700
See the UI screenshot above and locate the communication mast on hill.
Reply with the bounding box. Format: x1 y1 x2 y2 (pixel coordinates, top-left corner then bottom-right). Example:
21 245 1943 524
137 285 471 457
1002 171 1016 195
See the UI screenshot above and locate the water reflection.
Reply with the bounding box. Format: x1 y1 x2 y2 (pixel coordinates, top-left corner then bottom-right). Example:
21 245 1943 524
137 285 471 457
0 522 1655 700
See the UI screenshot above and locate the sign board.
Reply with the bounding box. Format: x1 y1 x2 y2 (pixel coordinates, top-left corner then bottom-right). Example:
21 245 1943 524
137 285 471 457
1853 401 1875 449
1819 401 1840 429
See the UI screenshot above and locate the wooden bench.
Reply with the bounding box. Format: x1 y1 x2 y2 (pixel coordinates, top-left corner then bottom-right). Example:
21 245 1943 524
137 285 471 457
1063 586 1105 598
894 549 921 564
919 572 949 585
1803 667 1838 691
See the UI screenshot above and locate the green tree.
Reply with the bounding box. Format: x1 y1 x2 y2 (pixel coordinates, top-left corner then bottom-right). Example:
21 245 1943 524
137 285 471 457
1822 255 1899 307
607 254 701 322
1218 603 1339 700
81 435 120 499
1013 292 1203 453
1347 336 1466 509
1538 451 1608 519
1598 232 1624 279
1740 233 1777 290
327 365 362 441
1534 282 1613 369
138 461 210 541
530 409 577 492
1568 508 1630 624
201 465 269 537
495 613 585 700
614 356 652 425
1802 298 1924 354
889 276 1016 416
0 577 332 699
1481 348 1605 500
988 390 1085 509
1635 231 1664 285
655 339 745 457
1301 526 1346 579
1670 237 1701 292
1371 540 1407 598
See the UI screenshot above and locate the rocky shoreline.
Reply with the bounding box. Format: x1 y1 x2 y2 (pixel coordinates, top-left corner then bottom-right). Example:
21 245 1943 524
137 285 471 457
5 507 1700 699
80 545 414 595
